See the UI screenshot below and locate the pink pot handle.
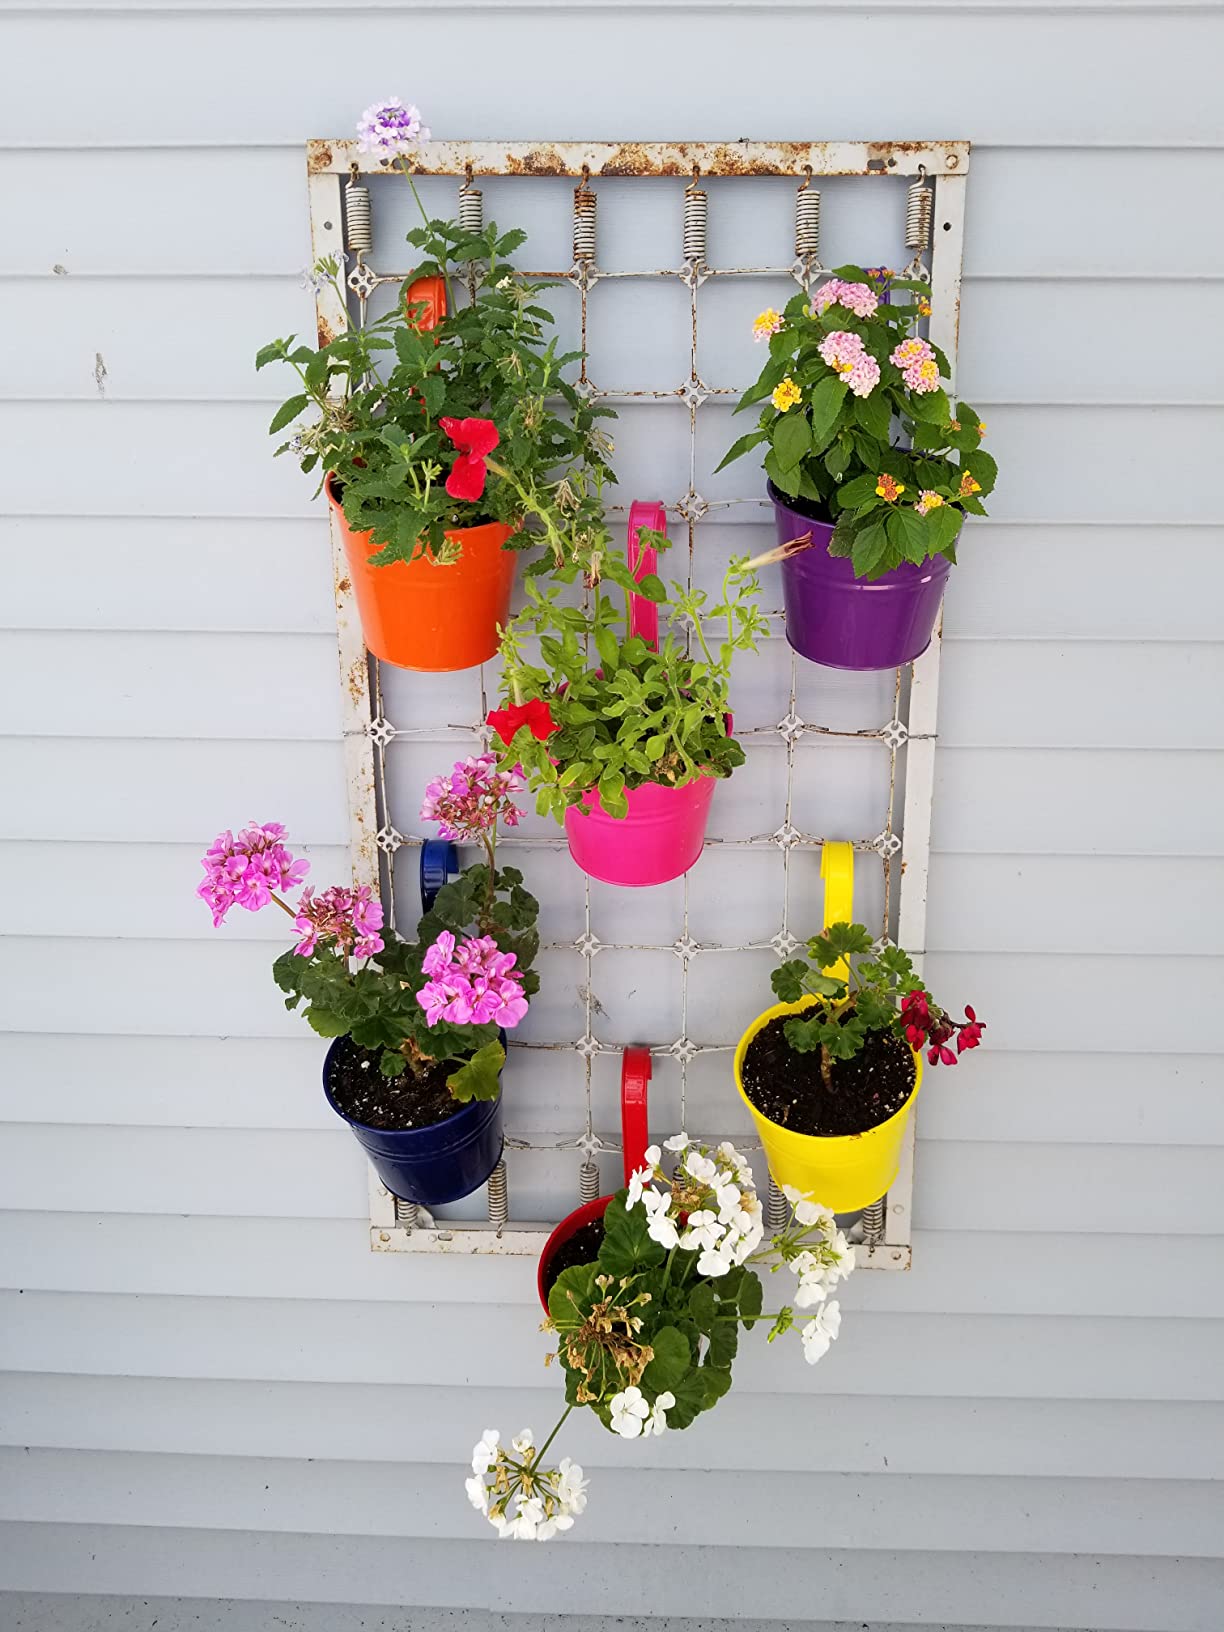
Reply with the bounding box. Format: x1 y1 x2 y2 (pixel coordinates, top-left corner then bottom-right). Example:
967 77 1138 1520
621 1047 652 1184
628 501 666 652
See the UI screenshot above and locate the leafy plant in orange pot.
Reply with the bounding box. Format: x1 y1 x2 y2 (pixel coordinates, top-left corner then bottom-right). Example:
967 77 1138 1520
257 97 614 671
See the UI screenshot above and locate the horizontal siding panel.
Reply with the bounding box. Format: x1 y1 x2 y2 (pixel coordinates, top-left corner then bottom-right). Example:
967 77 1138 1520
927 855 1224 955
0 844 351 941
4 1292 1222 1401
3 20 1224 149
0 632 341 740
6 1036 1218 1146
4 1123 1221 1235
933 748 1224 855
9 1373 1221 1481
2 1528 1218 1632
945 525 1224 642
938 641 1224 750
0 1036 339 1127
4 1215 1221 1320
14 276 1222 409
0 739 347 843
7 401 1224 525
5 1448 1222 1556
0 518 334 634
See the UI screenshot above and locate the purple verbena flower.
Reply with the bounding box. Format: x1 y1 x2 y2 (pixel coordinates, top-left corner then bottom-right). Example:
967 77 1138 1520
416 932 529 1030
198 822 309 927
293 884 384 960
356 97 431 157
420 754 525 844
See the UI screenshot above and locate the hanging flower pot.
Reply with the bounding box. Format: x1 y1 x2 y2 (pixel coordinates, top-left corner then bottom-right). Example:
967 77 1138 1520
733 842 982 1212
324 1033 505 1207
326 473 515 672
722 267 997 673
537 1048 651 1313
489 502 763 890
769 482 954 671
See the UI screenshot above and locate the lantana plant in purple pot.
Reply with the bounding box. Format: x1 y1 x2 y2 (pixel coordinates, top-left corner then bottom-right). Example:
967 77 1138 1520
197 756 539 1206
722 266 998 671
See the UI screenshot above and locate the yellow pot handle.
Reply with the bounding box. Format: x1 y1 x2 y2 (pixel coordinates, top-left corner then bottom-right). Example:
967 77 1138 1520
819 841 855 981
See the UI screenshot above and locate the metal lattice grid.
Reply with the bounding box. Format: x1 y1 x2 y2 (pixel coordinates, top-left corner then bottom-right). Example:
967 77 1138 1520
306 140 970 1269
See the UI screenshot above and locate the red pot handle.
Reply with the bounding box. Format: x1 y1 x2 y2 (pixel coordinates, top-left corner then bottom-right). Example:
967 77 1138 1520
621 1047 652 1184
406 275 447 333
628 500 666 652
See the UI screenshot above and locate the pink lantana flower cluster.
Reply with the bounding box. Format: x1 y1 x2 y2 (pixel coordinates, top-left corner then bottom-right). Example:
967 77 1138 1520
417 931 529 1030
890 337 941 394
813 278 878 319
420 754 525 844
816 331 881 398
197 822 310 927
293 884 384 960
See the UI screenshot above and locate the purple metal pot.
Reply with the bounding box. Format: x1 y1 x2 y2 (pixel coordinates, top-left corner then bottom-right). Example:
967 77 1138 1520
769 483 953 671
324 1037 504 1206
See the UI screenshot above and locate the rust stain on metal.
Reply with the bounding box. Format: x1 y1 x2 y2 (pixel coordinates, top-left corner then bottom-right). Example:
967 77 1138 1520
317 315 336 347
336 575 351 596
602 142 681 178
307 141 334 174
505 146 567 176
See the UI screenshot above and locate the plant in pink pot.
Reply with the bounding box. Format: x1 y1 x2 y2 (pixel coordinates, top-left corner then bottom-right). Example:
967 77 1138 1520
722 265 999 671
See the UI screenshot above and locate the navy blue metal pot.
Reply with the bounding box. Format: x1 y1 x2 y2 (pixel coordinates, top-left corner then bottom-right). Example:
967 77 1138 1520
323 1038 505 1207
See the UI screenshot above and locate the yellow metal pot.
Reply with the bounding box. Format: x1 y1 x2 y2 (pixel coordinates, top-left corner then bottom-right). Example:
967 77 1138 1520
733 840 921 1213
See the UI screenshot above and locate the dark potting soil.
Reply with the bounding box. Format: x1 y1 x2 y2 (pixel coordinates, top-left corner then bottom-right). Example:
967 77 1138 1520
541 1218 606 1301
740 1015 916 1138
327 1034 462 1133
765 480 833 526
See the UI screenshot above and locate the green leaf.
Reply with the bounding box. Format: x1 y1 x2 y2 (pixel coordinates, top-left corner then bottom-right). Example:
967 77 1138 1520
965 448 999 496
446 1039 505 1104
806 374 849 445
303 1009 349 1039
548 1262 598 1333
641 1325 691 1395
763 447 801 498
887 506 932 566
833 471 880 509
850 517 891 578
927 503 964 556
772 410 812 473
906 386 951 425
853 389 892 442
738 1271 764 1325
598 1194 666 1277
633 573 667 603
715 427 769 473
706 1317 738 1368
268 395 309 436
688 1282 717 1333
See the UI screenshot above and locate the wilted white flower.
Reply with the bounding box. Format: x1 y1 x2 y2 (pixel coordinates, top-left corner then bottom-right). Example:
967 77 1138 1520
800 1299 842 1364
609 1386 651 1438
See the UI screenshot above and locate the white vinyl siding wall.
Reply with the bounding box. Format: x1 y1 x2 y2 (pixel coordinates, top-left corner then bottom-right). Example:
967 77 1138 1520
1 4 1222 1628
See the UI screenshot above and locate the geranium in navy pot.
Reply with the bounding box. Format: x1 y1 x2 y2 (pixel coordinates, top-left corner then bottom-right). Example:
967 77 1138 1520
198 755 539 1207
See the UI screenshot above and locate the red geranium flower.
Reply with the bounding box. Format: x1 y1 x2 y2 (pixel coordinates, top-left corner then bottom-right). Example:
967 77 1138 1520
487 699 557 745
440 416 499 504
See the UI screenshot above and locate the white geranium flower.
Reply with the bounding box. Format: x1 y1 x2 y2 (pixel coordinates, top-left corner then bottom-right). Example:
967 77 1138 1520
512 1496 545 1539
511 1429 534 1458
794 1276 829 1308
827 1229 857 1282
663 1132 690 1152
465 1474 489 1513
717 1140 754 1183
626 1163 655 1209
800 1299 842 1364
685 1149 718 1185
646 1391 675 1435
698 1244 734 1277
609 1386 651 1438
645 1208 680 1250
782 1184 835 1228
471 1429 500 1474
680 1209 723 1252
713 1180 742 1222
557 1457 588 1514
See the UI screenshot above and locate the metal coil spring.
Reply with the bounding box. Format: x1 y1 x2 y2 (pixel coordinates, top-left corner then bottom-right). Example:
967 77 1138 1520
393 1194 419 1230
905 178 933 251
345 181 373 255
683 180 708 265
861 1198 886 1246
578 1161 601 1204
766 1177 789 1233
572 183 597 263
487 1158 509 1227
795 182 821 259
458 182 483 234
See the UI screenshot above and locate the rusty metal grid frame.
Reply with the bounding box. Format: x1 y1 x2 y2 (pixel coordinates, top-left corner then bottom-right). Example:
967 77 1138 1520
306 138 971 1270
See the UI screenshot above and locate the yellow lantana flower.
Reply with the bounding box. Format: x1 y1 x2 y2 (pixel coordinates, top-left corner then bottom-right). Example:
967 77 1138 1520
875 474 905 502
772 377 802 413
753 308 784 342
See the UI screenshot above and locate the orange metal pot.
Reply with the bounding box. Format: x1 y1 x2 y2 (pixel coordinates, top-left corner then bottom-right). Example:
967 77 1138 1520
326 475 516 672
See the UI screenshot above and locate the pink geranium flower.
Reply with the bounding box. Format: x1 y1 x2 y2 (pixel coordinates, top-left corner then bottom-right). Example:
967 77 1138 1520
197 822 309 927
420 754 525 843
293 884 384 959
416 931 529 1029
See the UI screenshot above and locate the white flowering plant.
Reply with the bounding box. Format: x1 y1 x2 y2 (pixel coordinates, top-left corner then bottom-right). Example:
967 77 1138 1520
464 1136 854 1540
721 265 997 578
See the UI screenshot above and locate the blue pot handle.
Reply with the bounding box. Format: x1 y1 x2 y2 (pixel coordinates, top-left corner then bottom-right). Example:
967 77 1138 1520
420 839 459 913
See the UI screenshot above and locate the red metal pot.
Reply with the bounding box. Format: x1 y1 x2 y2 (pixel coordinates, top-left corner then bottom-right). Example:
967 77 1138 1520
536 1047 652 1312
